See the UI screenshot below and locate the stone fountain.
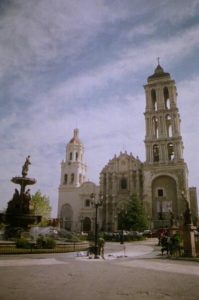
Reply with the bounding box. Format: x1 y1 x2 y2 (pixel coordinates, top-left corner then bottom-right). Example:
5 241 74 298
4 156 42 238
182 194 196 257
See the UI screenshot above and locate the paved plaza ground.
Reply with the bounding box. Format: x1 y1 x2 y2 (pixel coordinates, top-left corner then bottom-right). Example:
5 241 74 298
0 238 199 300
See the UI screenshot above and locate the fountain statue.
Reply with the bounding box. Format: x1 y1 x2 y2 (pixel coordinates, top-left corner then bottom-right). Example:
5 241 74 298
4 156 42 238
181 191 196 257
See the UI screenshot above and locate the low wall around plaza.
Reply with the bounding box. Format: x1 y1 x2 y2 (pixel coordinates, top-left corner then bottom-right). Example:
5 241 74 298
0 240 89 255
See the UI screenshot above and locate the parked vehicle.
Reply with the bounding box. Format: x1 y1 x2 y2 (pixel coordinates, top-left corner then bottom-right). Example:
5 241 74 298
143 229 152 237
129 231 143 237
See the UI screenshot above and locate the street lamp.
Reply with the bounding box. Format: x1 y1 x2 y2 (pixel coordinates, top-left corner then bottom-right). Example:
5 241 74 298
118 207 127 244
90 192 103 258
80 216 84 233
147 215 151 230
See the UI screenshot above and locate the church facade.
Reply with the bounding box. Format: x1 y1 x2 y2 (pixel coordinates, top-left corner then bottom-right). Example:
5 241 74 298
57 65 198 232
100 152 143 232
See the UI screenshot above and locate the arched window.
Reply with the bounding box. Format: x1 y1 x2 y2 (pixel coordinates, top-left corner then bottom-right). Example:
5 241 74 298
79 174 82 184
153 144 159 162
85 199 91 207
152 116 158 138
166 115 172 137
168 143 174 160
120 178 127 190
70 173 74 183
151 89 157 111
164 87 170 109
64 174 68 184
76 152 78 161
69 152 73 160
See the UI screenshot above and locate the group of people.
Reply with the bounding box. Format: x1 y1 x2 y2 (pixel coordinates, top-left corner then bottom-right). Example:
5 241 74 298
159 230 182 256
87 237 105 259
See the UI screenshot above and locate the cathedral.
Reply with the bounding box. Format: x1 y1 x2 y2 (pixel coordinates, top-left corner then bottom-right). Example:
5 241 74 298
58 64 198 232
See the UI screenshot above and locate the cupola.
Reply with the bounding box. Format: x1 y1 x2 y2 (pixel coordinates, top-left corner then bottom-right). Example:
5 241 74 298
69 128 81 145
147 63 171 82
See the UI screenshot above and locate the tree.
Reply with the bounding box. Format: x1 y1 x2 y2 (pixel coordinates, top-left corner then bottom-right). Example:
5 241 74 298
30 190 52 226
123 194 148 231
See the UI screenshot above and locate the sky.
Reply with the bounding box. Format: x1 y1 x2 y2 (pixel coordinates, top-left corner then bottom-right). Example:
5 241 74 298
0 0 199 217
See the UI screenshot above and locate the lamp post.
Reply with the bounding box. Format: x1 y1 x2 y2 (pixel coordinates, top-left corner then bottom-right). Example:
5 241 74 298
90 192 103 259
158 198 163 228
147 215 151 230
80 216 84 233
118 207 127 244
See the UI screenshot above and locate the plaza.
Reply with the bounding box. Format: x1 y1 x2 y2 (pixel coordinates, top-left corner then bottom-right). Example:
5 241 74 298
0 239 199 300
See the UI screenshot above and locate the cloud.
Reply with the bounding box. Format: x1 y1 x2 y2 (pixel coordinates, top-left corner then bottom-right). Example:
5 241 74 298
28 21 199 118
177 76 199 187
154 0 199 24
0 0 131 79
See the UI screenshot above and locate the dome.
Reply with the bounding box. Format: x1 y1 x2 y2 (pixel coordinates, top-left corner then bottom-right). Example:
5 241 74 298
69 128 81 144
147 64 170 82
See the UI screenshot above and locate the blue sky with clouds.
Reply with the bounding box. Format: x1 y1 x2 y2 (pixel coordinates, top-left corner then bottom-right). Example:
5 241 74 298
1 0 199 217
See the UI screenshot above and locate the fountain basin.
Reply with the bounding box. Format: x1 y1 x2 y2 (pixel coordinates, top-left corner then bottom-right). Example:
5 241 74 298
11 176 36 186
5 214 42 228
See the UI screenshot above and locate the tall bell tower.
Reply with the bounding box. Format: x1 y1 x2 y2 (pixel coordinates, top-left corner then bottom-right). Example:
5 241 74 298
143 62 190 228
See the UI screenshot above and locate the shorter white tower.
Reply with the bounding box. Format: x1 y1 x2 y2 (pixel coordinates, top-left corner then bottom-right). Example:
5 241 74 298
58 129 87 231
60 128 87 187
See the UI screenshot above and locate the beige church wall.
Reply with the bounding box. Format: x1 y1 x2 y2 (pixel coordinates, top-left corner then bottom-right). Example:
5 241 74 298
152 175 177 219
80 181 99 196
142 169 153 216
58 188 82 231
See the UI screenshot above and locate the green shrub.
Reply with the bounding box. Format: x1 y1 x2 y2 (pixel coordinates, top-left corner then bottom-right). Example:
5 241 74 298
16 238 31 249
45 237 56 249
36 236 56 249
0 222 5 230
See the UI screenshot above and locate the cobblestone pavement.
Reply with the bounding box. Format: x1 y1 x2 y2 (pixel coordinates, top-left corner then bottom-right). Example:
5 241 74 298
0 239 199 300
